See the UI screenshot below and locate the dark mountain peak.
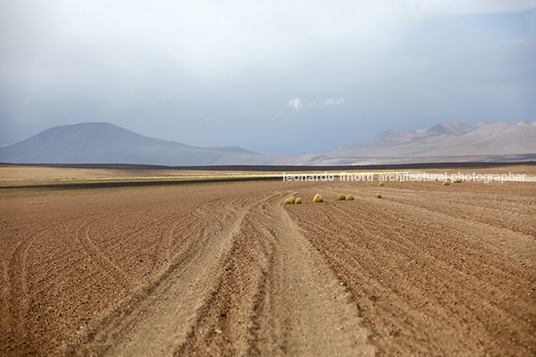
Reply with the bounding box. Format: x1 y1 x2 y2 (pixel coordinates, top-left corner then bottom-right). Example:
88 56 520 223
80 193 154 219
374 129 416 140
516 120 531 128
473 120 489 127
0 122 260 165
28 122 192 149
423 122 476 136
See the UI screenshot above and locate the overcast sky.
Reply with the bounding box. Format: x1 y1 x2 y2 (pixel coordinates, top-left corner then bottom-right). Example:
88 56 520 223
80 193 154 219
1 0 535 155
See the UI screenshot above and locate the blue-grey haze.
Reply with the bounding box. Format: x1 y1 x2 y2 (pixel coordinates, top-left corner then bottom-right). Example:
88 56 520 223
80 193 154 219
1 1 535 155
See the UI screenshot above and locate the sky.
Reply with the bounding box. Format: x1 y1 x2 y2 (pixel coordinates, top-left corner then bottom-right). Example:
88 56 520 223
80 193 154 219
1 0 535 155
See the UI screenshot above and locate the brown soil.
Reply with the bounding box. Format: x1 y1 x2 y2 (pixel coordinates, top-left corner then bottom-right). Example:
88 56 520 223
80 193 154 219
0 165 279 180
0 165 535 356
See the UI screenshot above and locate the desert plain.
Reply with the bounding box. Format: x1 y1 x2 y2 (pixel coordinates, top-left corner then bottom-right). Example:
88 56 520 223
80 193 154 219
0 164 535 356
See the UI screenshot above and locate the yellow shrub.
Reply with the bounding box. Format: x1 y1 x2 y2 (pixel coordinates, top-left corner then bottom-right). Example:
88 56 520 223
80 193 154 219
284 196 296 204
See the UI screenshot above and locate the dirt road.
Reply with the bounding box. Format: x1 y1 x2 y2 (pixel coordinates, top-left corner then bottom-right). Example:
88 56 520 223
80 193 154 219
0 170 535 356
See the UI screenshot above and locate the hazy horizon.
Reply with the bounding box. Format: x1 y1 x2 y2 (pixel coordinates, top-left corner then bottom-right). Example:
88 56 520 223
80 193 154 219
2 1 535 155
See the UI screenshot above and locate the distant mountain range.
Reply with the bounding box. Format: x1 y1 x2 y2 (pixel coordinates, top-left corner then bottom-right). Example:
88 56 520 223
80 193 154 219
297 120 536 165
1 121 535 166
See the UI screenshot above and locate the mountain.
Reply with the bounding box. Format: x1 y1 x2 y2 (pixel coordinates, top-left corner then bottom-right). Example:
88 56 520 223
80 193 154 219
0 122 295 166
296 121 536 165
1 121 535 166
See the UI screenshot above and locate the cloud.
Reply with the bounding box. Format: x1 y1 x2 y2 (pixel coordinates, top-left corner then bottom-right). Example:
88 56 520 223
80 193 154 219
0 1 534 153
324 98 345 106
288 97 304 112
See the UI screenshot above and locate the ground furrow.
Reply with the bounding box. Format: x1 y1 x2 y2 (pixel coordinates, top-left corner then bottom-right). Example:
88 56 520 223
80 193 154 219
76 218 133 291
252 200 376 356
4 218 68 356
58 197 252 356
174 194 281 356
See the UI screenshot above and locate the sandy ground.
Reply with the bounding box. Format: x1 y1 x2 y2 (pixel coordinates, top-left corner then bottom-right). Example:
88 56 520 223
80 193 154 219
0 165 272 180
0 165 535 356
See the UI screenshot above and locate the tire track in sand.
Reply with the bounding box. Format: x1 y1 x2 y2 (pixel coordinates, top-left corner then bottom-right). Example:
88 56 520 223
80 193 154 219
4 218 67 356
76 217 133 291
5 238 38 355
58 195 256 356
150 214 192 270
59 191 375 356
177 192 376 356
254 196 375 356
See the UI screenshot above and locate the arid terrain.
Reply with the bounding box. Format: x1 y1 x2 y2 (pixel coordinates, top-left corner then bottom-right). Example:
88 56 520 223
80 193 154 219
1 165 535 356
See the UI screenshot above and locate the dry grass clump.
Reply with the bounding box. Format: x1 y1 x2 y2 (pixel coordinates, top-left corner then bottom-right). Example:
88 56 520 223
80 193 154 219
27 201 47 205
295 197 302 204
338 193 346 200
452 177 461 183
346 195 354 200
313 193 324 203
443 180 450 186
379 182 384 186
374 193 382 198
284 196 296 204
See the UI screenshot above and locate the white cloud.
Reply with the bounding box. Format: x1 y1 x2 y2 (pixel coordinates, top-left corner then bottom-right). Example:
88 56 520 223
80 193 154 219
324 97 345 106
288 97 304 112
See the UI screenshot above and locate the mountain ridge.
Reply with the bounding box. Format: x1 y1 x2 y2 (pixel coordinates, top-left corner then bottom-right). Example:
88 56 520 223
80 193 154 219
0 122 279 166
328 120 536 158
1 121 535 166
